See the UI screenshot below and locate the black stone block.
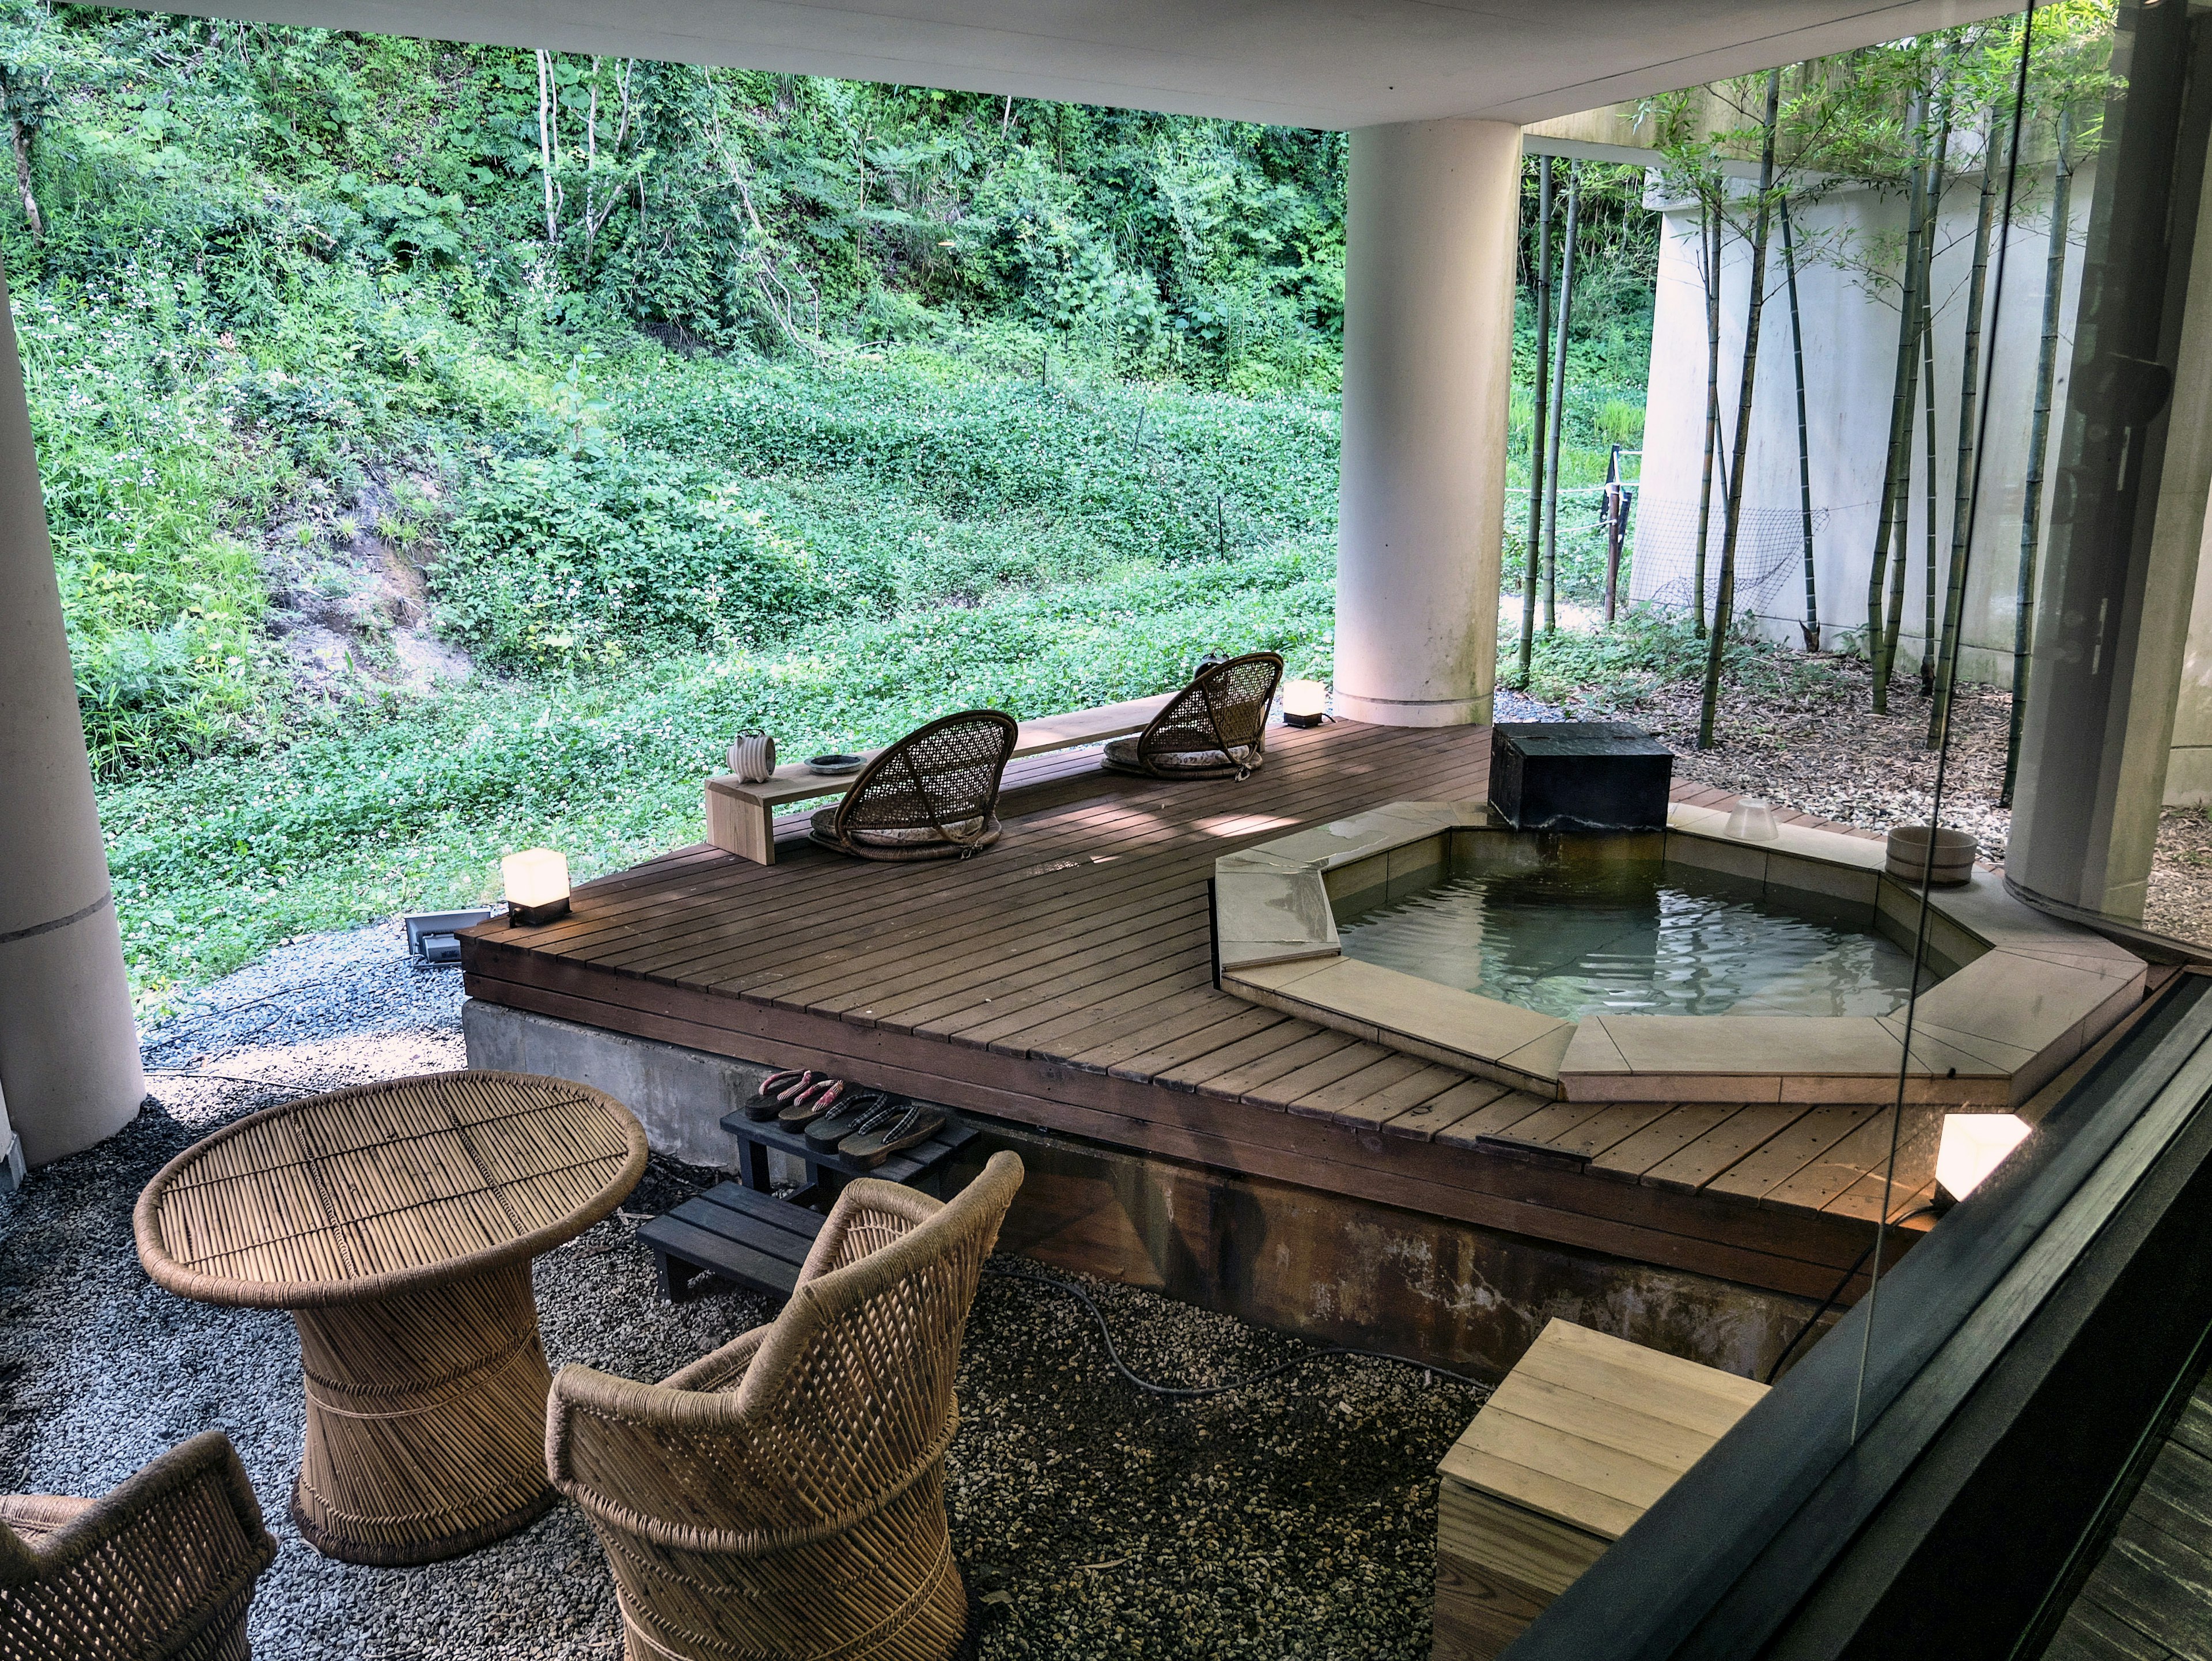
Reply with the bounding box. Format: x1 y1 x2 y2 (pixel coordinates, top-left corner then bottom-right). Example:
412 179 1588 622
1490 721 1674 831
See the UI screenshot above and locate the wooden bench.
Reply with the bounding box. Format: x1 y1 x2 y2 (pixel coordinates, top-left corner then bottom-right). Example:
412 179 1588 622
703 693 1176 864
1434 1319 1768 1660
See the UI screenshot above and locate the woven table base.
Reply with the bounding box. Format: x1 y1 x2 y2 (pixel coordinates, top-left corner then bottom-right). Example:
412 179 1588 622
287 1261 559 1567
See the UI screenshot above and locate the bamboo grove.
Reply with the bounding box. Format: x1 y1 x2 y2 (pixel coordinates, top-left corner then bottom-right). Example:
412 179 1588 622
1515 2 2113 774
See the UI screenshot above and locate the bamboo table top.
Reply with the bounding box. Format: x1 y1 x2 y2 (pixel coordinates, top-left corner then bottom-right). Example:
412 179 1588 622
135 1070 648 1309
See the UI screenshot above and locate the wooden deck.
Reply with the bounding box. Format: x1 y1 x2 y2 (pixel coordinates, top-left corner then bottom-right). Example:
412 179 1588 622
460 717 1933 1303
2050 1364 2212 1661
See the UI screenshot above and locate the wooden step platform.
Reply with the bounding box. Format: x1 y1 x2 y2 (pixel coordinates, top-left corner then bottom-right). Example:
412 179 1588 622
641 1105 980 1300
642 1182 825 1301
715 1103 979 1197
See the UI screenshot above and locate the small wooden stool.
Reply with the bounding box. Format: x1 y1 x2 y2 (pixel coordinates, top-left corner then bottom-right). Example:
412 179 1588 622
1434 1319 1768 1660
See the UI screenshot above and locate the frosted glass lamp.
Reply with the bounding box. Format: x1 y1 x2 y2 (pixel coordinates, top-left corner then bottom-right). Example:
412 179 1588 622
1935 1113 2031 1208
503 849 571 926
1282 680 1327 728
1725 797 1781 841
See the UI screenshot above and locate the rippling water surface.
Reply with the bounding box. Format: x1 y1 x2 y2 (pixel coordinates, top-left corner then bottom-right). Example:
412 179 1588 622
1337 858 1926 1021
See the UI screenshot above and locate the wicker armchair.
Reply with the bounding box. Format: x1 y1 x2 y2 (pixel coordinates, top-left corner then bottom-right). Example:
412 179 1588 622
547 1151 1025 1661
1103 651 1284 780
810 710 1020 861
0 1431 276 1661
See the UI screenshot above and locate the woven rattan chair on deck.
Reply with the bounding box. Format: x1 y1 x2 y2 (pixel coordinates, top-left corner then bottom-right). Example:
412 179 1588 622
0 1431 276 1661
547 1150 1025 1661
1103 651 1284 780
809 709 1020 861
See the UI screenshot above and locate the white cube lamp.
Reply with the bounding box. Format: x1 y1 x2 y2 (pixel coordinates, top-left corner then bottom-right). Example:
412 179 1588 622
1282 679 1328 728
1934 1113 2031 1208
503 848 571 926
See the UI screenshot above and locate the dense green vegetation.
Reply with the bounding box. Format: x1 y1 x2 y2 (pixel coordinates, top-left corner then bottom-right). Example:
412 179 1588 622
4 7 1655 1006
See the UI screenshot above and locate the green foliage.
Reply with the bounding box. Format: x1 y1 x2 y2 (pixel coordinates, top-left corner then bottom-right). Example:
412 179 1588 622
1521 606 1850 712
104 544 1334 996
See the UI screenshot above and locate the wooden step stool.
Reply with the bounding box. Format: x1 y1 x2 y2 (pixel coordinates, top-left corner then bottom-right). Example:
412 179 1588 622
639 1102 978 1301
1434 1319 1768 1660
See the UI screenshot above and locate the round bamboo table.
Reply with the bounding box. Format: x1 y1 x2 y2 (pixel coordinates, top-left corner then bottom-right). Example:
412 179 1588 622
134 1070 647 1567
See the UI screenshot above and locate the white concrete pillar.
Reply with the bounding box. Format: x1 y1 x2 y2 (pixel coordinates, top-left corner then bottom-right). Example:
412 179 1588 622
1334 119 1521 727
0 257 143 1166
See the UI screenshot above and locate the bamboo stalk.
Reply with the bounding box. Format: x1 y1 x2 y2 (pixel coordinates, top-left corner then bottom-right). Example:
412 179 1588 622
2002 111 2074 807
1929 112 2006 747
1867 95 1931 710
1518 156 1554 687
1699 70 1783 750
1694 195 1722 640
1877 97 1950 709
1542 164 1581 635
1783 195 1818 650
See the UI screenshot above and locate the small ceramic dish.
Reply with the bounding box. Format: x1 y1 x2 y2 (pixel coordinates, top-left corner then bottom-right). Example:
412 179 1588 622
806 753 867 775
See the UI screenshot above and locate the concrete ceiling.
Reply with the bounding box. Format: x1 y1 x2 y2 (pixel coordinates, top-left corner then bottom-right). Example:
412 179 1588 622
141 0 2020 129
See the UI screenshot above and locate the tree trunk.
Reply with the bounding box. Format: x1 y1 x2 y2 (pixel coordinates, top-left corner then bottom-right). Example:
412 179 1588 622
1542 164 1581 634
2002 112 2074 807
1518 156 1554 686
1783 195 1815 648
1699 70 1783 750
1866 96 1930 709
1694 196 1723 639
9 116 39 243
537 50 559 247
1929 112 2005 746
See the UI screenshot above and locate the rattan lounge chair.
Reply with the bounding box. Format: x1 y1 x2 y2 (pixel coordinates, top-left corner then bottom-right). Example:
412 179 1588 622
810 709 1020 861
1103 651 1284 780
0 1431 276 1661
547 1151 1025 1661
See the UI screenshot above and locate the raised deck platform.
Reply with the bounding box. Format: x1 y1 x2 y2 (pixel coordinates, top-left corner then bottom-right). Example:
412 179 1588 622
461 721 1952 1312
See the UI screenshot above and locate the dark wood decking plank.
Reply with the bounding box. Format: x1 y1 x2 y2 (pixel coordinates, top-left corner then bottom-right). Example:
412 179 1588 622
1197 1028 1369 1103
1281 1053 1433 1123
1640 1104 1809 1195
1543 1102 1681 1161
1245 1039 1411 1111
1380 1079 1515 1142
1474 1099 1613 1152
1435 1090 1560 1148
1775 1105 1941 1218
1703 1105 1882 1205
920 930 1215 1045
1062 992 1256 1074
1106 1007 1297 1084
1585 1104 1750 1183
955 955 1218 1054
1155 1014 1337 1091
825 899 1210 1031
1307 1062 1471 1131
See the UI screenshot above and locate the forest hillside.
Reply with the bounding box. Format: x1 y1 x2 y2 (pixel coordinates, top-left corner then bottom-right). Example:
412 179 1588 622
6 9 1653 1004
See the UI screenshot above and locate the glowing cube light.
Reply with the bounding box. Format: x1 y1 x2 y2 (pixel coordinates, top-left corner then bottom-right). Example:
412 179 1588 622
1282 679 1328 728
503 848 571 926
1935 1113 2031 1205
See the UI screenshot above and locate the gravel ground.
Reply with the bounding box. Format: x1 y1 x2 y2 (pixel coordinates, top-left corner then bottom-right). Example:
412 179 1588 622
0 922 1486 1660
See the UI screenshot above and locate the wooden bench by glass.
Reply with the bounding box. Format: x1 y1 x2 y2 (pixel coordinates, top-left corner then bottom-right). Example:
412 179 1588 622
133 1070 647 1567
704 693 1176 865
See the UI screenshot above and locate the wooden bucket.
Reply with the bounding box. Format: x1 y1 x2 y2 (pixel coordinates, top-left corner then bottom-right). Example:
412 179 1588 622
1885 824 1976 887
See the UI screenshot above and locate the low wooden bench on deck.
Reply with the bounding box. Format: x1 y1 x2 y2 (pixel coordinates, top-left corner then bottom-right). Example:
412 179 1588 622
1434 1319 1769 1660
703 692 1177 864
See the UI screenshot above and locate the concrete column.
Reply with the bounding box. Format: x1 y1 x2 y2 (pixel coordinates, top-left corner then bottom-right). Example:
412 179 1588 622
2010 1 2212 926
1334 119 1521 728
0 258 143 1166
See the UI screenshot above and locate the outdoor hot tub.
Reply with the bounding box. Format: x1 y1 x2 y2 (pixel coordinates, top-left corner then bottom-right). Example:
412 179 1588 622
1213 801 2147 1107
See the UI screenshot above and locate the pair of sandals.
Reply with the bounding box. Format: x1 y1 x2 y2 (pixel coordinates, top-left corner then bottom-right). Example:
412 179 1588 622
745 1069 948 1169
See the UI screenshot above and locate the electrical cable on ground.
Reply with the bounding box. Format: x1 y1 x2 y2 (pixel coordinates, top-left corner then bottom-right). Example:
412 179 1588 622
982 1263 1490 1399
1768 1204 1941 1384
